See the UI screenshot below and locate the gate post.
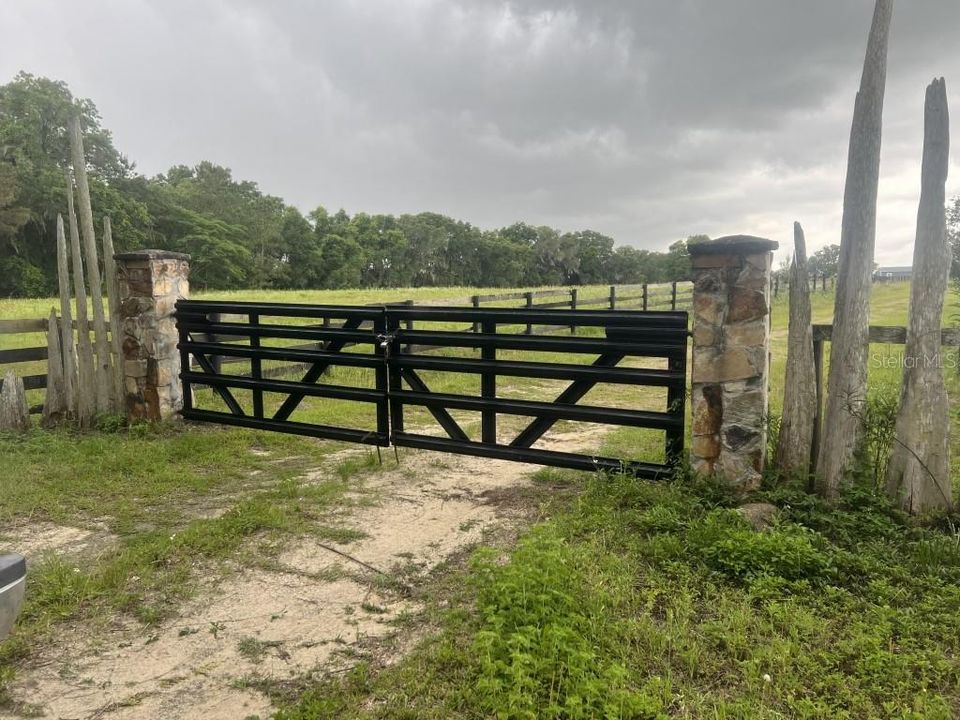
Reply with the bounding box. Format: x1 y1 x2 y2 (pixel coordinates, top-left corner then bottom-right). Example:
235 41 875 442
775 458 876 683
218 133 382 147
114 250 191 421
688 236 778 490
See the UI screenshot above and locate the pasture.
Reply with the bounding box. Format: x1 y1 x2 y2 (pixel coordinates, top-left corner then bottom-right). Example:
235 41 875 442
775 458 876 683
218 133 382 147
2 281 960 718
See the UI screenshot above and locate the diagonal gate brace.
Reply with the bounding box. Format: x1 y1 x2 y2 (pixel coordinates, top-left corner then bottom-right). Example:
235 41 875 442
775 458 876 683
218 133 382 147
398 368 469 442
190 337 245 416
509 353 625 449
273 316 365 421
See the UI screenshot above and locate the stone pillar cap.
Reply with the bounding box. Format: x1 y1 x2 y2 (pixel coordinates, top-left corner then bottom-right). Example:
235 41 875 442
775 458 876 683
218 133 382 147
688 235 779 256
114 249 191 261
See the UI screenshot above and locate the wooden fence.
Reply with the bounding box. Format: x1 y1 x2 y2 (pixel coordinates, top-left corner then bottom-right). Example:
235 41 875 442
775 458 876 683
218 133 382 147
0 281 692 411
0 318 104 414
809 323 960 468
192 282 691 378
773 273 835 298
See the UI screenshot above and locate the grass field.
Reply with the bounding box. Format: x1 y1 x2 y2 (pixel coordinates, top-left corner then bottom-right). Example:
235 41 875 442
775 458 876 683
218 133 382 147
3 279 960 717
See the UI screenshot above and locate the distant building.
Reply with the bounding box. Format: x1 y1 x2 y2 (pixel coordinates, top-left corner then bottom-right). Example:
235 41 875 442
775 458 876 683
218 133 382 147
873 266 912 282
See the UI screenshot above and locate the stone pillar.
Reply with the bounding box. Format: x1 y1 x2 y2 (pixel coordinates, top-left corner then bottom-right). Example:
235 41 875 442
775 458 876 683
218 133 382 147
689 236 778 490
114 250 190 421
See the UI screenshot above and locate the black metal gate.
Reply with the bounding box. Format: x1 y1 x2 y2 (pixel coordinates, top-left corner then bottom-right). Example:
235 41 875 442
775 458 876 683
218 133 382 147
175 301 688 479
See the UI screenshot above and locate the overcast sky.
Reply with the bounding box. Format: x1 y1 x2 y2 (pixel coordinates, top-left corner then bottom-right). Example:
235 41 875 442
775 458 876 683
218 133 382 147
2 0 959 265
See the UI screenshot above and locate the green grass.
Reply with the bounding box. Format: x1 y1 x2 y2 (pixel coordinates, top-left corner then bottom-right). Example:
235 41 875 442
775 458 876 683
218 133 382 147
0 467 361 705
245 281 960 718
0 282 679 708
0 420 383 712
272 427 960 719
0 422 342 533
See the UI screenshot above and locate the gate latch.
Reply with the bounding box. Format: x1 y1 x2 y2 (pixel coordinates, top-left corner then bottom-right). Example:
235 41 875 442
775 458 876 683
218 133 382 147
375 332 397 358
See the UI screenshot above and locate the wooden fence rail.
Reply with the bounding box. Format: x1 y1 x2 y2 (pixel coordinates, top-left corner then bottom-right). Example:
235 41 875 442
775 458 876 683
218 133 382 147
808 323 960 475
0 318 107 412
773 274 836 298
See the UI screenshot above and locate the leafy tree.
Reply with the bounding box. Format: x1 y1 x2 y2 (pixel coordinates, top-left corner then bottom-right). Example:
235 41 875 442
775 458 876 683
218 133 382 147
396 213 455 286
671 238 696 281
809 244 841 277
318 234 364 288
152 205 250 289
0 255 45 296
156 162 286 288
609 246 649 283
278 207 323 288
346 212 407 287
0 162 29 249
0 72 131 291
477 232 529 287
567 230 614 284
0 72 129 179
524 225 578 285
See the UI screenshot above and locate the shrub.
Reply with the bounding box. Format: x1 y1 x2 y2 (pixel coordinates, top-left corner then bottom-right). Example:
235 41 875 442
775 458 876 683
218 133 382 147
0 256 47 297
857 384 899 488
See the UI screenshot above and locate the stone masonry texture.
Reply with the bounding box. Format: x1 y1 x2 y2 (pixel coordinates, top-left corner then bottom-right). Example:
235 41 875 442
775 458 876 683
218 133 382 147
689 235 778 490
115 250 190 421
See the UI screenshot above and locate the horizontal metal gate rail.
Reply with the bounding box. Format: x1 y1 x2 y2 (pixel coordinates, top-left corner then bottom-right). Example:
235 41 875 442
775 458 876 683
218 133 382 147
176 301 389 446
175 300 688 479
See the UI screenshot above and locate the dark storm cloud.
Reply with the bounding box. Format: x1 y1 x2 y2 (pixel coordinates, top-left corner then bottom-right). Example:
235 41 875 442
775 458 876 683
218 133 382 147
2 0 959 263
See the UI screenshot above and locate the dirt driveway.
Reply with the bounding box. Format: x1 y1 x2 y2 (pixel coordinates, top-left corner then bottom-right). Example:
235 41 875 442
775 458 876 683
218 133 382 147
2 428 598 720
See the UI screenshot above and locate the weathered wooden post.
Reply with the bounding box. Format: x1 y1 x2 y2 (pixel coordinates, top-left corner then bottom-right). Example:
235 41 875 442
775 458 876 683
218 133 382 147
817 0 894 497
101 218 125 406
55 214 77 418
69 116 114 412
403 299 415 354
775 223 816 477
114 250 191 421
42 310 69 426
689 235 778 491
886 78 952 513
0 371 29 432
569 288 577 333
65 178 96 427
524 291 533 334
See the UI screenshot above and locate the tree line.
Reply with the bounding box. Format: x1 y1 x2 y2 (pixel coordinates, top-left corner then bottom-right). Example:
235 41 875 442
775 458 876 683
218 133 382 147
0 73 697 297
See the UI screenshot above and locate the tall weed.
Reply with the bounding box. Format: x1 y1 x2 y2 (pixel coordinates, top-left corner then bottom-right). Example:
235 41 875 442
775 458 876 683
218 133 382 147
858 384 899 488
